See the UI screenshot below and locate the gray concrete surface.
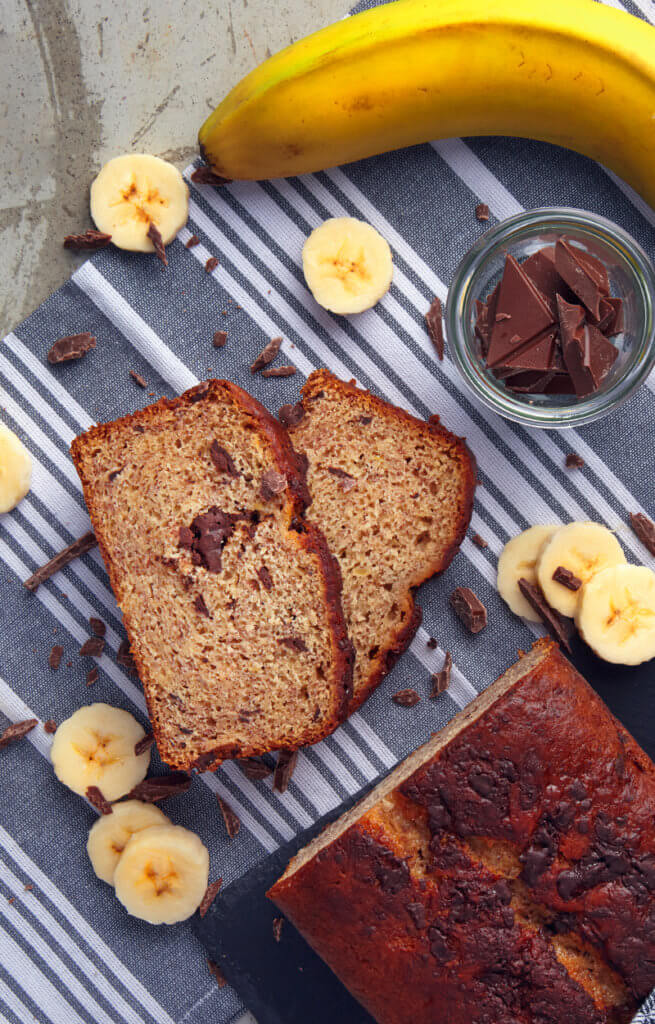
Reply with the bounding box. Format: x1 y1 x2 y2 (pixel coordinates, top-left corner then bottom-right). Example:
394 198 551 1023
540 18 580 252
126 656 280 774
0 0 352 335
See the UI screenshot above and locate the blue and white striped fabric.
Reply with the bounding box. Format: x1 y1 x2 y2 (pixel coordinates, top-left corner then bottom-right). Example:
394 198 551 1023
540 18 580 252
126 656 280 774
2 0 655 1020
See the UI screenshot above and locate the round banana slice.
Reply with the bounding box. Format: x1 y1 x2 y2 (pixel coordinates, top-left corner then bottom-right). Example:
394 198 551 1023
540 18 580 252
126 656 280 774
114 824 209 924
497 524 559 621
302 217 393 315
50 704 151 802
90 154 189 252
0 422 32 514
576 564 655 665
537 522 626 618
87 800 171 885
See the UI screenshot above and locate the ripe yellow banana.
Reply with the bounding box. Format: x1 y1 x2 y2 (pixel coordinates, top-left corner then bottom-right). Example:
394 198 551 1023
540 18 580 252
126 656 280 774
199 0 655 209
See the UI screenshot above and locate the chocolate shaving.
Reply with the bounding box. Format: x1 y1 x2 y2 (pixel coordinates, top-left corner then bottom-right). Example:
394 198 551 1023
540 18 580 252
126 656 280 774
0 719 37 749
207 960 227 988
450 586 488 633
426 637 438 650
630 512 655 557
191 166 232 187
49 645 64 670
552 566 582 591
80 636 105 658
86 786 112 815
251 336 282 373
210 441 239 478
517 578 572 653
129 370 147 388
194 593 211 618
205 256 219 273
134 732 155 756
431 652 452 697
257 566 273 592
471 533 488 549
63 229 112 250
274 749 298 793
392 688 421 707
147 222 167 266
89 617 106 637
279 636 308 653
272 917 284 942
425 297 445 360
48 333 96 364
185 234 200 248
238 756 273 780
129 772 192 802
565 453 585 469
199 878 223 918
24 532 97 592
117 640 138 675
86 667 99 686
43 719 57 734
261 365 297 378
213 330 227 348
278 403 304 428
260 469 286 501
475 203 491 222
217 795 241 838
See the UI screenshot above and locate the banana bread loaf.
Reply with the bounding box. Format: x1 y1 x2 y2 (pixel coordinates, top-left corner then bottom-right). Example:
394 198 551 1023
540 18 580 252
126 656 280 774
71 379 353 771
284 370 476 711
269 640 655 1024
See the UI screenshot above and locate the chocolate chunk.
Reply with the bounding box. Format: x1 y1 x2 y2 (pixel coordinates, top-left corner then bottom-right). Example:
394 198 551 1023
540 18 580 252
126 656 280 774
426 636 438 649
251 336 282 373
556 293 586 349
217 795 241 838
191 166 232 187
194 593 211 617
279 636 308 653
257 566 273 592
630 512 655 557
117 639 137 674
552 566 582 591
0 719 37 749
89 617 106 637
425 296 445 360
428 925 452 964
49 644 64 670
431 652 452 697
450 587 487 633
179 525 194 549
517 578 572 653
495 330 557 374
272 917 284 942
129 370 147 388
47 333 96 364
606 296 624 335
24 532 98 592
238 756 273 780
210 441 239 478
128 772 191 802
486 254 554 368
392 688 421 707
183 508 239 573
471 533 488 549
260 469 287 501
63 229 112 250
475 203 490 222
563 324 618 397
146 222 167 266
86 667 99 686
261 365 296 378
207 960 227 988
359 415 372 425
274 749 297 793
278 402 304 428
86 786 112 815
406 902 427 929
80 636 105 658
212 330 227 348
575 248 610 297
199 878 223 918
185 234 200 248
134 732 155 756
522 247 569 315
521 821 558 886
205 256 219 273
555 239 603 320
565 453 585 469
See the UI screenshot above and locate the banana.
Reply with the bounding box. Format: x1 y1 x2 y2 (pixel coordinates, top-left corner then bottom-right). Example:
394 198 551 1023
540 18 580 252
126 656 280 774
536 522 626 618
198 0 655 210
113 824 209 924
302 218 393 315
0 422 32 514
87 800 171 885
576 564 655 665
90 155 188 252
50 704 151 802
497 524 559 621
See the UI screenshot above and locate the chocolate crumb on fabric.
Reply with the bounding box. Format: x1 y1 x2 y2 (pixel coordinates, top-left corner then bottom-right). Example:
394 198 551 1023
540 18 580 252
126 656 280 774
565 453 585 469
630 512 655 557
207 959 227 988
80 637 105 658
128 772 192 802
86 786 113 815
199 878 223 918
205 256 219 273
274 749 298 793
251 336 282 373
261 365 297 378
117 640 138 675
86 667 99 686
426 637 438 650
0 719 38 750
431 651 452 697
425 297 445 360
518 578 572 653
63 229 112 250
217 795 241 838
450 587 488 633
213 330 228 348
185 234 200 249
238 756 273 780
191 166 232 187
49 645 64 670
475 203 491 222
147 222 167 266
129 370 147 388
552 566 582 591
47 333 96 364
134 732 155 756
273 917 284 942
392 688 421 707
278 403 304 428
43 720 57 734
89 617 106 637
24 532 98 592
471 533 489 549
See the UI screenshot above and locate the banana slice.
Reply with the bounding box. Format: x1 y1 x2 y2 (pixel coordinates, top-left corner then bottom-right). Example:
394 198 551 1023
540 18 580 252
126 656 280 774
50 704 151 802
536 522 626 618
576 564 655 665
497 525 559 621
0 422 32 514
302 217 393 315
87 800 171 885
90 154 189 252
114 824 209 924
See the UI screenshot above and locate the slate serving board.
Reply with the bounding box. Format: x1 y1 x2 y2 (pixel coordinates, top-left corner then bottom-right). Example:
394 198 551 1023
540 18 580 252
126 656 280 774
193 638 655 1024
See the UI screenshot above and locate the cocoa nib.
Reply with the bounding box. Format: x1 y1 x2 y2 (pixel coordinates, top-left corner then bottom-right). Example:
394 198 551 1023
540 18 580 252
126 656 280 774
450 587 488 634
63 229 112 250
0 719 38 750
274 749 297 793
48 333 96 364
205 256 219 273
238 756 273 781
147 221 167 266
431 652 452 697
217 795 241 838
134 732 155 756
425 296 445 360
24 532 97 592
185 234 200 248
630 512 655 557
552 566 582 591
565 453 585 469
475 203 491 222
86 667 99 686
86 786 112 815
518 578 572 653
128 772 192 802
471 533 488 549
261 365 296 378
199 878 223 918
43 719 57 734
260 469 286 501
251 336 282 373
48 645 64 670
180 508 240 573
278 402 304 428
212 330 227 348
191 166 232 187
129 370 147 388
209 441 239 478
392 688 421 707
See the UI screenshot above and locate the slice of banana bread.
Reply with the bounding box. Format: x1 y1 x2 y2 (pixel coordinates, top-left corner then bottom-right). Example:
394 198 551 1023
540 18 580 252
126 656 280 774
284 370 476 711
71 380 353 771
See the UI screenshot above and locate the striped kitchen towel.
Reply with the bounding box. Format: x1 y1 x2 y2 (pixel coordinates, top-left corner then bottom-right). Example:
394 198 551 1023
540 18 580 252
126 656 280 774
1 0 655 1021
